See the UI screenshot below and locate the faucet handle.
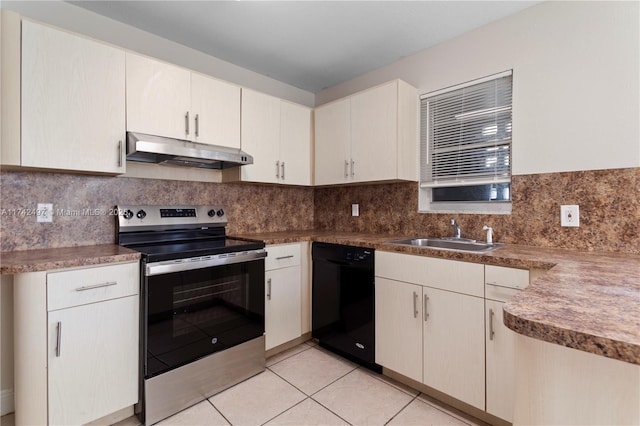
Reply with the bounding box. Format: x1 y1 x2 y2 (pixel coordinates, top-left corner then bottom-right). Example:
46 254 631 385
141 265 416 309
482 225 493 244
450 218 456 225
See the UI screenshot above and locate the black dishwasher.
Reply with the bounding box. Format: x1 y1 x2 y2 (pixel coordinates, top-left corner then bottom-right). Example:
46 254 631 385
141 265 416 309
312 242 381 372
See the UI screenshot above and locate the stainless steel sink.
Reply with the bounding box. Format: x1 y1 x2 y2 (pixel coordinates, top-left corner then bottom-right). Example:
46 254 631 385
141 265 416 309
387 237 504 252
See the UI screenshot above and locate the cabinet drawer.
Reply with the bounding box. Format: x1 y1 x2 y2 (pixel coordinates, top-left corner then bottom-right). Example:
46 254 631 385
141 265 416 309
485 265 529 290
265 243 301 271
376 251 484 297
47 262 139 311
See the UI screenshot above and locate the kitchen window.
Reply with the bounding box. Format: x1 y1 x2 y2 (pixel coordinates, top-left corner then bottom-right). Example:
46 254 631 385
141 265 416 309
419 71 513 214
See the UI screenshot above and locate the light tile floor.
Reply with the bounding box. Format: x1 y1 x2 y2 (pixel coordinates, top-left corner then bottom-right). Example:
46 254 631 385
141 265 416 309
158 341 486 426
0 340 487 426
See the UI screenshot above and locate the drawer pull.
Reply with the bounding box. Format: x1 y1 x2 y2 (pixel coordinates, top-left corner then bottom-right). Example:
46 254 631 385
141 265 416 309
424 294 430 322
489 308 495 341
56 321 62 357
267 278 272 300
276 255 295 260
75 281 117 292
413 292 418 318
486 282 524 291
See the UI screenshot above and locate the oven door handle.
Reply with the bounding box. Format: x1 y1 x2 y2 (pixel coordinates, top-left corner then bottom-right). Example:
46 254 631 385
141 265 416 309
145 249 267 276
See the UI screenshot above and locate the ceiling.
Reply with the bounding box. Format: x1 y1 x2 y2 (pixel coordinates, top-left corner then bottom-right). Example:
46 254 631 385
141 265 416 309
68 1 540 93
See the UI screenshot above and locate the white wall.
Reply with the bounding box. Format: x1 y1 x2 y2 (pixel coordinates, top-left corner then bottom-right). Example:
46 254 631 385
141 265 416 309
0 0 315 107
316 1 640 176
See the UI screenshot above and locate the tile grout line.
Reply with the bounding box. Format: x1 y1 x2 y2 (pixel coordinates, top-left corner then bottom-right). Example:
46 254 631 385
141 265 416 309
383 393 420 426
205 398 234 426
266 344 313 368
416 394 478 426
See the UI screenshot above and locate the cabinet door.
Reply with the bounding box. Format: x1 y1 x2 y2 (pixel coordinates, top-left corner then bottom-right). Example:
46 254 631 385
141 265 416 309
126 52 191 140
314 98 351 185
191 72 241 148
241 89 281 183
486 300 516 422
350 81 398 183
21 20 125 173
280 101 312 185
48 296 139 425
423 287 485 410
375 277 423 382
265 266 302 350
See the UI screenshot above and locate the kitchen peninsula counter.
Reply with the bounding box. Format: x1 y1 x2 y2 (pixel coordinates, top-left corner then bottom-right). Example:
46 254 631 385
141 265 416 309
235 230 640 365
0 244 141 274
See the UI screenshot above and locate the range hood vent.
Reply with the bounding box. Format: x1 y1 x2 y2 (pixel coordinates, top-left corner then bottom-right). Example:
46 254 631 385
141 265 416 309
125 132 253 170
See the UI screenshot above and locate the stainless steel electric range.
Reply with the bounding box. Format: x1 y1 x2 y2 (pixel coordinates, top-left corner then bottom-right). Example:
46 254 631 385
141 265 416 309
117 205 266 425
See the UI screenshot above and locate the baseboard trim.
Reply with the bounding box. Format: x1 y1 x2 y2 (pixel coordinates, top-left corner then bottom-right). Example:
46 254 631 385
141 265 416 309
0 389 14 416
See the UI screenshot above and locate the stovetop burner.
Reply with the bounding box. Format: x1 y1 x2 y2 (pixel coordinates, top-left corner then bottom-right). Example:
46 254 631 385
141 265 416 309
117 205 264 262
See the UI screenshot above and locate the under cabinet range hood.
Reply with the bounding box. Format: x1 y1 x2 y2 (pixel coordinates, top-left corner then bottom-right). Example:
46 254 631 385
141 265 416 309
125 132 253 169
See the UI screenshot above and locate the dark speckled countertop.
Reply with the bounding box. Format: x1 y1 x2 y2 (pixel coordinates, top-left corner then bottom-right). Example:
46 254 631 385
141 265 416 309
0 244 140 274
2 231 638 365
235 230 640 365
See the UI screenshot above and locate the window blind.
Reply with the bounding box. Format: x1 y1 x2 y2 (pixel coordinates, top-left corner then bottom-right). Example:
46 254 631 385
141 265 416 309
420 72 512 188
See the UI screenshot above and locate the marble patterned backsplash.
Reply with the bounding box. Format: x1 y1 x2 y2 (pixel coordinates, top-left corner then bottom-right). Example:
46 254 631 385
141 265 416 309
1 167 638 254
0 171 314 251
314 167 640 254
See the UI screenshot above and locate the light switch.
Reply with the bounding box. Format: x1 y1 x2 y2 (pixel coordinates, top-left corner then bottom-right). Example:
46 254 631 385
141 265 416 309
560 205 579 227
37 203 53 223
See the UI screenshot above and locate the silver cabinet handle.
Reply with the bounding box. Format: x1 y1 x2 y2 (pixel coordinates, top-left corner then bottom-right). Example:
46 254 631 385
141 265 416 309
195 114 199 137
185 111 190 135
276 161 280 179
413 291 418 318
56 321 62 357
424 294 430 322
281 162 285 180
75 281 117 292
351 159 355 177
344 160 349 178
118 140 123 167
267 278 272 300
489 308 495 341
276 255 294 260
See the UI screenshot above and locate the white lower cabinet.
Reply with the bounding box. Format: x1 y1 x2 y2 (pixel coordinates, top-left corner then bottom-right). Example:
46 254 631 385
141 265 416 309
485 298 517 422
485 265 530 423
13 261 139 426
375 277 423 382
265 244 303 350
48 297 139 425
375 251 485 410
423 287 485 410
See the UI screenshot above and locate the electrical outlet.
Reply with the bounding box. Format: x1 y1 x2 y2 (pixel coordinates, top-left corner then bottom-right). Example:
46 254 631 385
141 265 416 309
351 204 359 217
560 205 579 227
37 203 53 223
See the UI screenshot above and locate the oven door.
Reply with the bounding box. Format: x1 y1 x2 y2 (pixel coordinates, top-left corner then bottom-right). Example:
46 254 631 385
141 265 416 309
143 253 265 379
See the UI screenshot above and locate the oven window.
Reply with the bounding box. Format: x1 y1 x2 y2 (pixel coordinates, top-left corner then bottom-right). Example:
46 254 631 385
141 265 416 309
145 260 264 378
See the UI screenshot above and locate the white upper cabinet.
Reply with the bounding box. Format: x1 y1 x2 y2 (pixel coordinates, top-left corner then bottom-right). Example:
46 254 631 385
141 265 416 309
314 98 351 186
20 20 126 174
280 100 312 186
125 52 191 140
240 89 312 185
314 79 418 185
240 89 281 183
126 52 241 147
191 72 241 148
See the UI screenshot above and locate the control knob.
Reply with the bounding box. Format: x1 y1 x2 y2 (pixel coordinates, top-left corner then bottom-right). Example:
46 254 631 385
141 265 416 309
216 209 225 217
122 209 134 220
136 209 147 219
207 209 216 217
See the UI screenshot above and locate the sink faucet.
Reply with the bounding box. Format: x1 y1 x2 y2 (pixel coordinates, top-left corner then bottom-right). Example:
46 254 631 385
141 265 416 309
482 225 493 244
450 218 461 239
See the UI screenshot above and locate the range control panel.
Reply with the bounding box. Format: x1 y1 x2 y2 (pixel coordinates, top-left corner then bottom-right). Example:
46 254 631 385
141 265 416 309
117 205 227 231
